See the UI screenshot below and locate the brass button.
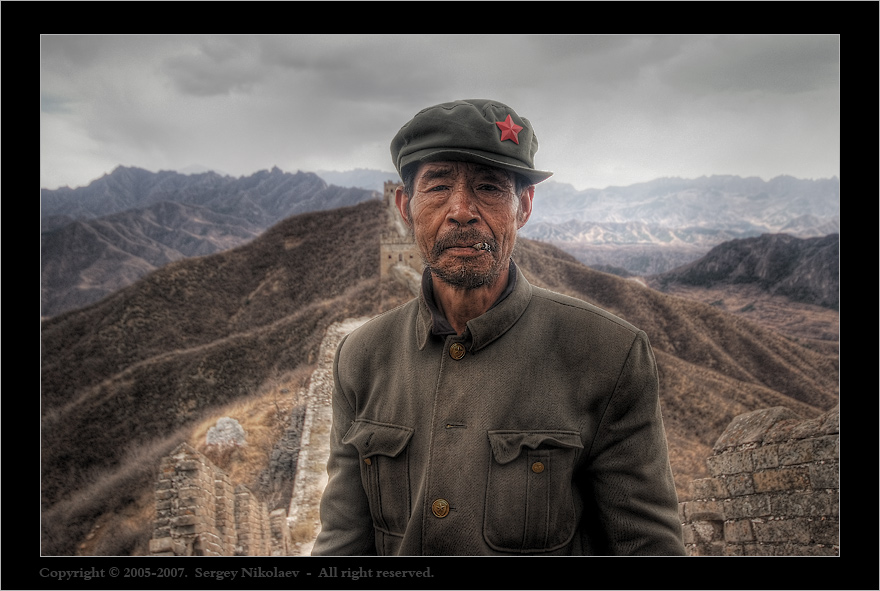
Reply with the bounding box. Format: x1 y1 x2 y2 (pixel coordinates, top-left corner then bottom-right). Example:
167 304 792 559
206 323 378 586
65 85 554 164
531 461 545 474
449 343 466 360
431 498 450 518
363 457 372 466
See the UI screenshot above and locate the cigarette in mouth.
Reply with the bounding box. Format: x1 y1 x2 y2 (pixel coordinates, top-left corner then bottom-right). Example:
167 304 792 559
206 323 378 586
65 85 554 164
471 242 493 251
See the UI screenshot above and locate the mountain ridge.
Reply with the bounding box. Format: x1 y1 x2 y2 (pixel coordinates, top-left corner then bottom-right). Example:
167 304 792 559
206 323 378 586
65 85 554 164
521 174 839 274
41 167 840 318
41 166 378 317
649 233 839 310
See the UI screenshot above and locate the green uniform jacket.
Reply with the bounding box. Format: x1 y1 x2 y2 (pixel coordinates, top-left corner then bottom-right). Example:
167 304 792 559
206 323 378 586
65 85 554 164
312 267 685 556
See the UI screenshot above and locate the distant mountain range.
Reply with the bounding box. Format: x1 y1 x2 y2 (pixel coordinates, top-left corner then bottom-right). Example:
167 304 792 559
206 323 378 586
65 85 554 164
40 166 839 318
525 174 839 236
519 175 839 275
40 166 377 317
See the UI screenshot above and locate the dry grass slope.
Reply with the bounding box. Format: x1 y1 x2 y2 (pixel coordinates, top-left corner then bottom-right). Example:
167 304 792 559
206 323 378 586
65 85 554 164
41 201 413 554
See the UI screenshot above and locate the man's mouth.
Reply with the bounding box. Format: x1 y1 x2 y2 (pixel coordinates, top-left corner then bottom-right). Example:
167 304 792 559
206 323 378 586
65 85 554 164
432 232 497 259
442 242 494 254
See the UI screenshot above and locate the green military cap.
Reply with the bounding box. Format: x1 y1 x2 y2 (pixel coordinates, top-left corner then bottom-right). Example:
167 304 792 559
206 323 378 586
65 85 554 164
390 99 553 185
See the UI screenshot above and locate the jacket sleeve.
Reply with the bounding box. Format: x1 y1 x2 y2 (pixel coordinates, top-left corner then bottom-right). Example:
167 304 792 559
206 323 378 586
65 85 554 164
310 338 377 556
578 330 686 556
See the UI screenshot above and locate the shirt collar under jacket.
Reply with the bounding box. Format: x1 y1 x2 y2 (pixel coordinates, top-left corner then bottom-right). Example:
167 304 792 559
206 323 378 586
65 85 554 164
417 259 532 352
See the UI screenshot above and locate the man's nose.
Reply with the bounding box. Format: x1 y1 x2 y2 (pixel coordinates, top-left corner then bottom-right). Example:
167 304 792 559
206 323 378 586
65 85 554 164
446 184 480 226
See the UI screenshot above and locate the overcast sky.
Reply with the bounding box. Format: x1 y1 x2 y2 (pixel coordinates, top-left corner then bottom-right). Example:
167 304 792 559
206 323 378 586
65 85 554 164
40 34 839 192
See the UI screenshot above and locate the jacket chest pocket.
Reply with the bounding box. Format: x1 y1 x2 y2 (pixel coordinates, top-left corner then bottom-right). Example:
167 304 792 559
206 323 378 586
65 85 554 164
484 430 583 553
343 419 414 536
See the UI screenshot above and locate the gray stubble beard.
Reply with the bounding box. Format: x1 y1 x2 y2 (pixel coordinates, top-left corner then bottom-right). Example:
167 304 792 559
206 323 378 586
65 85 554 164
424 235 510 290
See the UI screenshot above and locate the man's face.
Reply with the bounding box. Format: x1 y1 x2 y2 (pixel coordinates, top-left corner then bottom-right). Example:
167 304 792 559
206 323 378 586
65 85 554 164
397 161 534 290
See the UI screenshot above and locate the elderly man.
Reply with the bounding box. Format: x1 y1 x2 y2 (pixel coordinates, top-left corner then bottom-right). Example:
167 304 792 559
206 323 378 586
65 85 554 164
312 99 685 556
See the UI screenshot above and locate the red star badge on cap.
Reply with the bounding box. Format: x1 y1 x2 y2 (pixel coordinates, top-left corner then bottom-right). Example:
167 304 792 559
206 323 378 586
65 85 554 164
495 114 523 144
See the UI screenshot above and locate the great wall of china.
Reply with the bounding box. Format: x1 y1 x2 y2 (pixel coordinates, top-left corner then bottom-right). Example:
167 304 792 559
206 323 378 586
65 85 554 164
150 182 839 556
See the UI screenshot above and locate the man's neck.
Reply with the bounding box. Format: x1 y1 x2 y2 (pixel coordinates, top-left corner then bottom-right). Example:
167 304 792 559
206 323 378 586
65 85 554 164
430 264 511 335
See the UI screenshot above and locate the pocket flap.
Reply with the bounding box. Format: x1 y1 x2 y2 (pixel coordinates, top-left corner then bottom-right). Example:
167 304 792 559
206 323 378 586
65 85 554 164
343 419 414 459
487 430 583 465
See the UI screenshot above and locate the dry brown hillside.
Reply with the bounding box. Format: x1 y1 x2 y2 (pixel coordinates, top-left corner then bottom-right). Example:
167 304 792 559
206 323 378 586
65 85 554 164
512 239 837 494
40 199 838 555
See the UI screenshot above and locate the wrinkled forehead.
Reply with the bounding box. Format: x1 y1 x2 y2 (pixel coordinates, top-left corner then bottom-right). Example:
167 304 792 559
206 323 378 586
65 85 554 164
416 161 515 185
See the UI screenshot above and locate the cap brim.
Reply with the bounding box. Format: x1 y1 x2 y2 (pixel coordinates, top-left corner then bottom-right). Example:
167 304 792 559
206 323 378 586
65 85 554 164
404 147 553 185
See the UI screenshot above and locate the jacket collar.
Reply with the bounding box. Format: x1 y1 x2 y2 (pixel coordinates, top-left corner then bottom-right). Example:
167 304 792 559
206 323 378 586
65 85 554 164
417 260 532 351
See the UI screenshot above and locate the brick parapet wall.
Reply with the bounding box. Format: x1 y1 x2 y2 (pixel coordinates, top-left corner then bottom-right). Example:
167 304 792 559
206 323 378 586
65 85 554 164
680 404 839 556
150 443 288 556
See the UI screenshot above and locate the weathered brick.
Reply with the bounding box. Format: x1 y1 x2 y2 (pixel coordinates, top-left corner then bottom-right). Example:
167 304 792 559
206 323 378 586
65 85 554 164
724 519 754 543
712 407 801 451
690 541 725 556
177 504 205 517
763 418 802 443
724 494 772 519
811 435 839 461
723 544 745 556
810 518 839 545
176 460 201 471
707 449 755 476
759 543 797 556
751 445 779 470
149 537 174 553
725 473 755 497
778 440 814 465
685 499 724 521
692 520 724 543
177 486 202 500
753 466 810 492
795 545 839 556
769 491 832 517
809 461 839 489
172 514 201 526
818 405 839 435
753 518 811 544
691 477 727 499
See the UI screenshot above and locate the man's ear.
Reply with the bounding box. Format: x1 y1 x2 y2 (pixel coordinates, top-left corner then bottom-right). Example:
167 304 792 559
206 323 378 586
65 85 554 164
516 185 535 228
395 185 411 226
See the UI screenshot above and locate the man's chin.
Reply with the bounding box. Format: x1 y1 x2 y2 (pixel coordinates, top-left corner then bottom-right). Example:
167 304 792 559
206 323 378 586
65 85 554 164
429 262 501 290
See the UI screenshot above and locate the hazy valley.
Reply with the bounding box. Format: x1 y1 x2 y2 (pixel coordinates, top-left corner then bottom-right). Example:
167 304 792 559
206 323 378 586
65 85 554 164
40 167 839 318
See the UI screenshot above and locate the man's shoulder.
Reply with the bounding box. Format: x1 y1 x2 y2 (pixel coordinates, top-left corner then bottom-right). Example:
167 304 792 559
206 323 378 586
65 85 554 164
528 285 642 336
342 298 419 344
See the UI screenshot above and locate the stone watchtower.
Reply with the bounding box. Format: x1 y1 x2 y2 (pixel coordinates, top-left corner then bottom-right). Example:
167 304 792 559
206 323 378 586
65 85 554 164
379 180 422 280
